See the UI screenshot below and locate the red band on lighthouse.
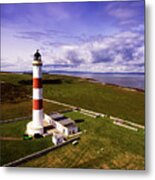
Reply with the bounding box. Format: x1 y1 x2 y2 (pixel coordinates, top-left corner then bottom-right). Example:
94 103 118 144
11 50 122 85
33 78 42 88
33 99 43 110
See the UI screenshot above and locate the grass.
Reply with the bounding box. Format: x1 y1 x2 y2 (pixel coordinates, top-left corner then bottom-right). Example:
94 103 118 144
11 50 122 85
0 119 30 137
0 111 145 169
0 100 68 121
20 111 144 169
1 82 30 103
42 75 144 125
0 73 145 169
0 137 52 166
0 73 145 125
0 119 53 165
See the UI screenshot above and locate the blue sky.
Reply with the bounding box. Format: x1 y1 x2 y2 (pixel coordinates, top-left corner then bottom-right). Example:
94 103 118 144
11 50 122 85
1 0 145 72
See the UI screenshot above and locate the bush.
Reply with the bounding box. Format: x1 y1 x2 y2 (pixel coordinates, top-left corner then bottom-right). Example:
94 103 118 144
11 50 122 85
34 133 43 139
74 119 85 123
23 134 33 140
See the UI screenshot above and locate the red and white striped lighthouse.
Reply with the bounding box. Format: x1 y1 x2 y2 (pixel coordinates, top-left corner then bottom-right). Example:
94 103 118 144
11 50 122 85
32 50 44 132
26 50 44 135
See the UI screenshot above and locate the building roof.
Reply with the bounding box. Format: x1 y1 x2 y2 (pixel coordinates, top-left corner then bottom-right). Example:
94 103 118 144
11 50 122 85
50 113 65 121
65 123 77 128
53 132 64 138
58 118 74 126
50 113 76 128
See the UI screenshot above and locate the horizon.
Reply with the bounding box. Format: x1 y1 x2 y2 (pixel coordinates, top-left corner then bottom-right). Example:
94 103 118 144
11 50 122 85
1 1 145 73
0 70 145 75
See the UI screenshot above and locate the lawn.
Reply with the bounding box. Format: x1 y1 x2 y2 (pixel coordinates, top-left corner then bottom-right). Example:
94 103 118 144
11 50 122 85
43 75 144 125
1 100 67 121
0 119 53 165
0 111 144 169
0 138 52 166
20 111 145 170
0 73 145 169
0 73 145 125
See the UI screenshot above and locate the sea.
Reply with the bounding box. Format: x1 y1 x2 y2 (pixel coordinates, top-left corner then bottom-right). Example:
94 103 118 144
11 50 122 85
50 72 145 90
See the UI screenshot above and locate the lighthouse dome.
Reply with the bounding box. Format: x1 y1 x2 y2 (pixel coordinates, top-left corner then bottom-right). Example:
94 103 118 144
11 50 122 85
34 49 41 60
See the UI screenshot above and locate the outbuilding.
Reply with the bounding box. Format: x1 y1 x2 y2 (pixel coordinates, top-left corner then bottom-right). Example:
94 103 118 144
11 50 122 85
44 113 78 136
52 132 65 145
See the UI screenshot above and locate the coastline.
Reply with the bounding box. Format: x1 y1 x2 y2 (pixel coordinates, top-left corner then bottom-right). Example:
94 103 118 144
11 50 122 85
86 78 144 93
0 71 145 93
48 72 144 92
54 74 145 93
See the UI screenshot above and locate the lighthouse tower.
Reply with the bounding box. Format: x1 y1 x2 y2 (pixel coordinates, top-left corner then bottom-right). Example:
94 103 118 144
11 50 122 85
26 50 44 136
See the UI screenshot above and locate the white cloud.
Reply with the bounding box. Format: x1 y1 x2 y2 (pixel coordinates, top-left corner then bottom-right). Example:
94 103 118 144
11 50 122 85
41 30 144 73
1 30 144 73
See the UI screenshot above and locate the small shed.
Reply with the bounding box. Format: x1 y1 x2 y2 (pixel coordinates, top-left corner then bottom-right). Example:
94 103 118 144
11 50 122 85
52 132 65 145
50 113 78 136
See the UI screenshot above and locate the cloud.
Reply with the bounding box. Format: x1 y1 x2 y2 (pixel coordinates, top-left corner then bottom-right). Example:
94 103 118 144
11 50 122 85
105 1 144 31
66 50 84 64
14 29 84 45
40 30 144 73
1 57 30 71
108 8 136 20
14 31 48 41
1 2 144 73
43 64 75 68
14 30 59 43
91 49 113 63
2 29 144 73
106 1 143 19
1 3 71 29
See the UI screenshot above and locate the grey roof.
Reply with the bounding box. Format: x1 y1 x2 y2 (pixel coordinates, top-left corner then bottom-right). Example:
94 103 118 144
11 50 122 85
50 113 77 128
65 123 77 128
58 118 75 126
50 113 64 120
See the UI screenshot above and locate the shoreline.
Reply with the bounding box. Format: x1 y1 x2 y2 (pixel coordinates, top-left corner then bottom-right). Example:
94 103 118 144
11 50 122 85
0 71 144 93
48 72 144 92
58 74 145 93
85 78 144 93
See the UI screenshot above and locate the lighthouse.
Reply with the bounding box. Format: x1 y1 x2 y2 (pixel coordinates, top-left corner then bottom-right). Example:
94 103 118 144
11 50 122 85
26 50 44 136
26 50 78 138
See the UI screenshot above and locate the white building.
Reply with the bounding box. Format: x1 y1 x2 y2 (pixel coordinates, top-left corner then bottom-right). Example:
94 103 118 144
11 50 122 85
44 113 78 136
52 132 65 145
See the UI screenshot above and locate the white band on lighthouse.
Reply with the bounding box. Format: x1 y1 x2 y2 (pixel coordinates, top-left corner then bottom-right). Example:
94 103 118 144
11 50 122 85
33 109 44 128
33 65 42 78
33 88 43 99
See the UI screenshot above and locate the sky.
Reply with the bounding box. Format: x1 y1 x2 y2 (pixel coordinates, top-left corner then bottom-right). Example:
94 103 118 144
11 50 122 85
1 0 145 73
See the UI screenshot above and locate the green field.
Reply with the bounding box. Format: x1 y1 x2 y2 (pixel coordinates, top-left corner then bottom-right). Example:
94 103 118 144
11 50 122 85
1 100 68 121
0 119 53 165
20 111 144 169
0 73 145 169
0 111 144 169
1 73 144 124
